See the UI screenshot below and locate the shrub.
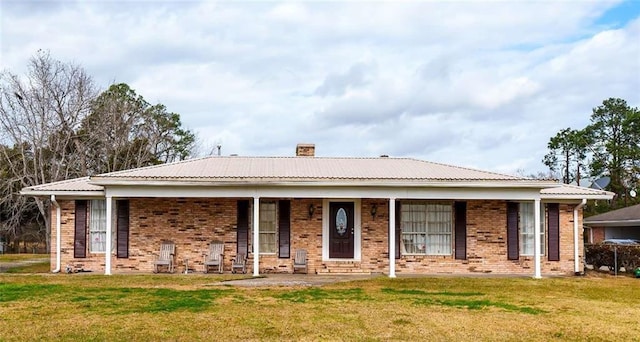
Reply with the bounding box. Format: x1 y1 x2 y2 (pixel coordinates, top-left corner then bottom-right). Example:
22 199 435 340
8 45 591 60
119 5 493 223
585 244 640 273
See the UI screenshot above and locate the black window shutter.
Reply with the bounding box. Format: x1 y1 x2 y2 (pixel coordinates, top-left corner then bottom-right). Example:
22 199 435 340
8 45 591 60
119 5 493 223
395 201 401 259
237 200 250 256
454 202 467 260
547 203 560 261
278 200 291 258
116 200 130 258
507 202 519 260
74 200 87 258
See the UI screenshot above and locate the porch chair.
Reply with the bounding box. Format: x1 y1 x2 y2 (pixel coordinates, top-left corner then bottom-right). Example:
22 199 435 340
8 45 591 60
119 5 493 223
153 241 176 273
203 241 225 274
231 253 247 274
293 249 308 274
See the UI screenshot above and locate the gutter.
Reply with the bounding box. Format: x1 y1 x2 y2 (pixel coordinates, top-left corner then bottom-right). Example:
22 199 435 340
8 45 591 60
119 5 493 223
50 195 61 273
574 199 587 275
88 178 560 189
583 219 640 227
20 190 105 197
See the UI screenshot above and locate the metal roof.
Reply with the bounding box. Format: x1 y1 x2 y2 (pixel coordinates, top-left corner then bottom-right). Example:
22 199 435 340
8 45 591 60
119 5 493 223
20 177 104 197
20 156 614 201
23 177 103 192
540 184 613 199
584 203 640 226
90 156 529 183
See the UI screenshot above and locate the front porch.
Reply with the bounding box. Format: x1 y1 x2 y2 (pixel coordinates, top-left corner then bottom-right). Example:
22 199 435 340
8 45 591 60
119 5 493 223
51 195 576 277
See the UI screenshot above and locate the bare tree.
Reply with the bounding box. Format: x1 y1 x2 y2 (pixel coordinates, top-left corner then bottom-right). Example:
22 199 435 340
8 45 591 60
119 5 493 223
1 53 196 252
0 50 97 250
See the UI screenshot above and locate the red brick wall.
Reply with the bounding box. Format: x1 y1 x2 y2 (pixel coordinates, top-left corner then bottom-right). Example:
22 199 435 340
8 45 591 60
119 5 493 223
357 200 581 275
50 198 583 275
590 227 605 243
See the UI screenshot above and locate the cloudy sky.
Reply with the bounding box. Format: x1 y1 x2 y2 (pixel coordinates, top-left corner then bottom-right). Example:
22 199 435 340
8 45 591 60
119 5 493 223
1 1 639 176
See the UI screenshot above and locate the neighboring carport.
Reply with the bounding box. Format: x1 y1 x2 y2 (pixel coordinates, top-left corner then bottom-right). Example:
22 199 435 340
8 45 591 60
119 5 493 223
584 204 640 243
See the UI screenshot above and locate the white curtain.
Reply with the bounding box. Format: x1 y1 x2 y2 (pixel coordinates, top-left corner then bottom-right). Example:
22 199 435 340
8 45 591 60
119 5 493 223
426 204 452 255
89 200 107 252
519 202 535 255
401 203 426 254
259 202 277 253
401 202 452 255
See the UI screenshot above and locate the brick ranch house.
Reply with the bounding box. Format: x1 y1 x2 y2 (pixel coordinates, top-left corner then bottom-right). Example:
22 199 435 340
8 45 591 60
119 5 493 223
21 144 613 278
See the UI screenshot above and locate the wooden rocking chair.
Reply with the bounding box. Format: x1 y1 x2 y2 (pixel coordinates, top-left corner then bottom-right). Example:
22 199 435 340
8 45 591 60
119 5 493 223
293 249 308 274
203 241 225 274
231 253 247 274
153 241 175 273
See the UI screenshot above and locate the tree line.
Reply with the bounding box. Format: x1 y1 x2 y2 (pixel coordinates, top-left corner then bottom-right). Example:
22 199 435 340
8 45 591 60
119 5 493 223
543 98 640 212
0 50 196 252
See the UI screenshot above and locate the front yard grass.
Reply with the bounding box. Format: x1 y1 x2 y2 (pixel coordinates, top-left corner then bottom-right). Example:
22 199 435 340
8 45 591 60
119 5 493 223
0 253 45 262
1 273 639 341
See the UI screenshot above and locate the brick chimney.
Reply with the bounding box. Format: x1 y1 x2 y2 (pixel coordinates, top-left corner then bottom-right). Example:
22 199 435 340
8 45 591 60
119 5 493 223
296 143 315 157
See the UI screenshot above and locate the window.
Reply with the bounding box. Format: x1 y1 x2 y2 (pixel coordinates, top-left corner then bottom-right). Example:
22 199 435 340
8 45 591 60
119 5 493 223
401 202 452 255
259 201 277 254
89 200 107 253
519 202 545 256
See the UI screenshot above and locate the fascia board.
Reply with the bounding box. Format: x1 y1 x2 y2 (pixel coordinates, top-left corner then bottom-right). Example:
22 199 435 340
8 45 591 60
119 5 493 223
540 194 613 200
89 178 558 189
583 220 640 227
104 184 543 200
20 190 105 197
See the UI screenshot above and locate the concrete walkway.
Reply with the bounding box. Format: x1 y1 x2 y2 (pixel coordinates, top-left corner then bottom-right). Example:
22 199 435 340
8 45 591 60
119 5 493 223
211 272 549 287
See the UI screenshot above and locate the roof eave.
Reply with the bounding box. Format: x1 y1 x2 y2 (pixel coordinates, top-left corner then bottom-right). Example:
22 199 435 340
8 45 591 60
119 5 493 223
540 194 614 200
583 220 640 227
20 190 105 197
88 178 558 189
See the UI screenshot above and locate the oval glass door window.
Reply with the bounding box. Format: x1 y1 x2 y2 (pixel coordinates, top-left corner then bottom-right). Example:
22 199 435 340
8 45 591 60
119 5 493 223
336 208 347 236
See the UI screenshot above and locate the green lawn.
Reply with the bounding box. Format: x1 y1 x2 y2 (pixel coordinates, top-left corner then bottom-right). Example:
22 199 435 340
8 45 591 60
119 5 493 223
0 254 49 274
0 253 46 262
0 273 639 341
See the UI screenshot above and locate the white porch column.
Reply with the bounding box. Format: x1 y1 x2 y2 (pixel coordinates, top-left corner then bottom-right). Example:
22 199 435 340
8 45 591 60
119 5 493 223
105 196 113 275
389 198 397 278
533 198 541 279
574 199 587 274
253 197 260 277
51 195 62 273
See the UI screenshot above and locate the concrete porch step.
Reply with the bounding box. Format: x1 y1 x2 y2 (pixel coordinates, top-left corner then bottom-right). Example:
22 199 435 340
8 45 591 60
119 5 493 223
316 268 371 275
317 262 370 275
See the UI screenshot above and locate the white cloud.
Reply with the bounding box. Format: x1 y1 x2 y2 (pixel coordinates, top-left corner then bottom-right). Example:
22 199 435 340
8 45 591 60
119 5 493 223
1 0 638 176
